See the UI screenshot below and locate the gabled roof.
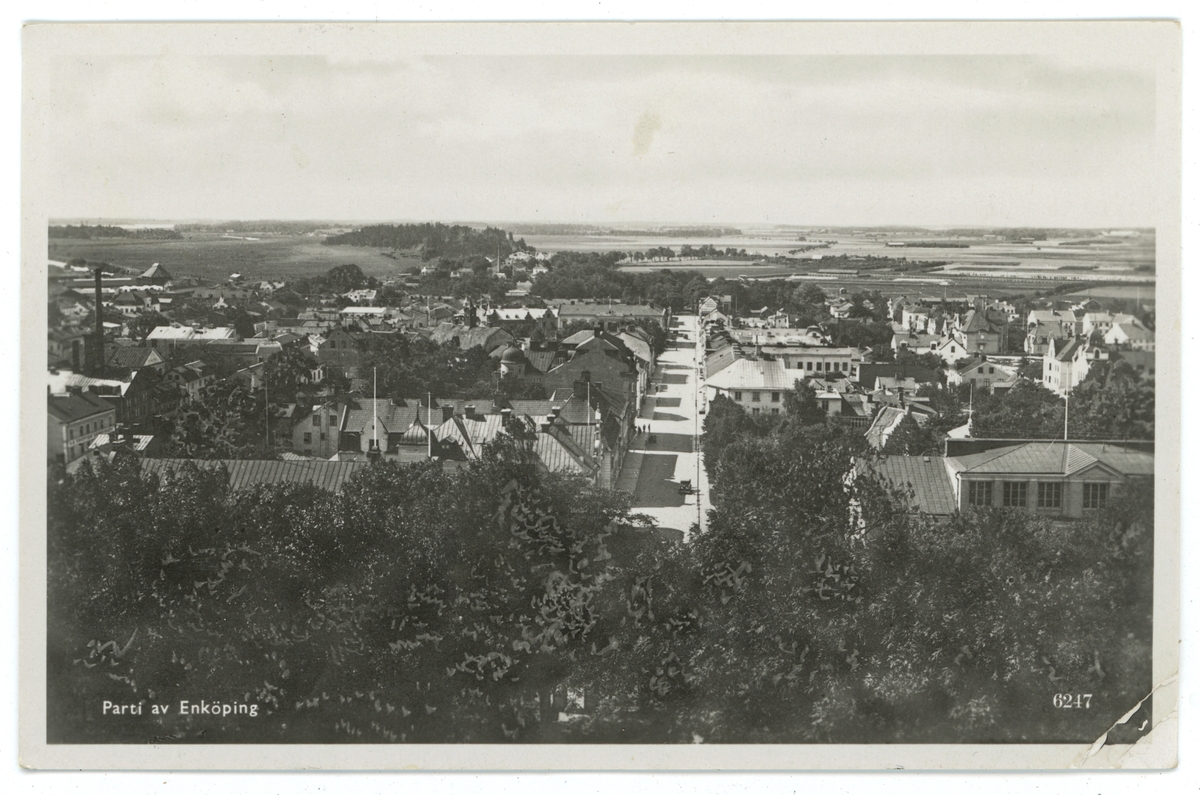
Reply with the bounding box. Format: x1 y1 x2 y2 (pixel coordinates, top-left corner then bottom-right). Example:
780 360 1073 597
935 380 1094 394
704 345 741 378
524 350 558 374
616 332 653 364
106 346 164 370
945 441 1152 478
140 262 172 280
706 358 795 392
1109 322 1154 342
534 422 599 475
865 406 908 450
960 308 1006 334
1052 338 1086 362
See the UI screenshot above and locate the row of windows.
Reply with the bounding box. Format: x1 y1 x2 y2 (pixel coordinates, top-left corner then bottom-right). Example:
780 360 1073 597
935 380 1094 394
732 391 782 403
966 480 1105 509
67 416 113 440
311 413 338 427
750 407 781 415
786 360 854 372
302 432 329 443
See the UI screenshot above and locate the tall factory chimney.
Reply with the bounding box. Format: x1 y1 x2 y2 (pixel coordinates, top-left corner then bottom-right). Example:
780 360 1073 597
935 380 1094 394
89 265 105 377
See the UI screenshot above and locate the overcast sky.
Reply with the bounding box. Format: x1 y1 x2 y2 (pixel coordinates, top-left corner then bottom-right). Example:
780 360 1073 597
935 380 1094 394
43 52 1157 227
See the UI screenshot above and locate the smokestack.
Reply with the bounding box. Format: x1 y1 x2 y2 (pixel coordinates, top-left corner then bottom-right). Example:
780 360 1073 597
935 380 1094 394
92 266 104 377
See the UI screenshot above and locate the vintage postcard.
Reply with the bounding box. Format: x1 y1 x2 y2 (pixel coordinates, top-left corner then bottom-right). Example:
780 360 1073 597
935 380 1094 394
20 20 1181 769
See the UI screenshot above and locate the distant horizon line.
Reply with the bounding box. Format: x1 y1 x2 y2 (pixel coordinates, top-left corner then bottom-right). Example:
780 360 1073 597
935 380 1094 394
47 218 1156 233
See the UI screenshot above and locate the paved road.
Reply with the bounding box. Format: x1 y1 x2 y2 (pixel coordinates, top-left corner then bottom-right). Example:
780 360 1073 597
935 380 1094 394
617 314 708 539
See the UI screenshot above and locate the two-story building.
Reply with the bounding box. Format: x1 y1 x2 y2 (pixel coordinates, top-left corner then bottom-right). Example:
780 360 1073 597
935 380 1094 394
947 356 1019 393
705 358 794 415
48 389 117 464
1043 337 1091 396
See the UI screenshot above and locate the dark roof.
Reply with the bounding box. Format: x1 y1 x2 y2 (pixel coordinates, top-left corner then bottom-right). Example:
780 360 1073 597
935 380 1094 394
960 308 1006 334
868 456 957 516
141 458 367 492
1052 338 1086 362
704 345 741 377
48 391 116 423
525 350 558 374
534 422 599 475
106 346 162 370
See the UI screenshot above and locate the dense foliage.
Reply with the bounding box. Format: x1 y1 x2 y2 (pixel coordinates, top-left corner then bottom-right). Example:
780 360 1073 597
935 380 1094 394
969 378 1155 441
50 419 1152 743
287 263 380 297
50 224 183 240
323 224 531 262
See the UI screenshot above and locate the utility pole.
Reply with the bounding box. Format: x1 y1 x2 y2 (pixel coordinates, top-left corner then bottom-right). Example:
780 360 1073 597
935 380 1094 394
1064 383 1070 441
264 371 270 449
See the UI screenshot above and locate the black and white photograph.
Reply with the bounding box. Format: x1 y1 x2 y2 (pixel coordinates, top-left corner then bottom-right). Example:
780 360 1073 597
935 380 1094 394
20 20 1181 770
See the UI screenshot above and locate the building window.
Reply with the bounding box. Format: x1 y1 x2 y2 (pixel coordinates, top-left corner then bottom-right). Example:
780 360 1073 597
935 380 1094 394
733 391 743 401
313 415 321 427
303 432 312 443
329 415 337 425
771 391 781 402
771 408 780 414
751 407 760 415
320 433 327 441
751 392 761 402
1083 482 1109 510
1002 481 1028 507
1037 482 1063 509
967 480 993 507
806 361 812 371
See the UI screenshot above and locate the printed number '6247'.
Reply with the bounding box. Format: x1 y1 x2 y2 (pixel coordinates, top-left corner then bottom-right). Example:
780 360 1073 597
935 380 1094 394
1053 693 1092 709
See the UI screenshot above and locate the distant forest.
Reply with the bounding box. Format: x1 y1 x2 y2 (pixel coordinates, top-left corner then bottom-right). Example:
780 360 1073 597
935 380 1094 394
49 224 182 241
323 223 533 262
174 221 336 235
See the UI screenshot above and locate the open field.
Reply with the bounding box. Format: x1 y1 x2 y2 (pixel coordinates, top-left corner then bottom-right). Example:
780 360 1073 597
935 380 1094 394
1065 285 1158 302
45 227 1155 306
47 234 423 283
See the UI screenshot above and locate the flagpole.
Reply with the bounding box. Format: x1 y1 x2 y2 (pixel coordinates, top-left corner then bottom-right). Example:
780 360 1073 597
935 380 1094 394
373 367 378 452
427 391 433 459
1064 384 1069 441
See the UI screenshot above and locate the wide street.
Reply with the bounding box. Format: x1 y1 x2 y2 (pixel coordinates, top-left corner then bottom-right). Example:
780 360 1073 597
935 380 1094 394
615 314 709 540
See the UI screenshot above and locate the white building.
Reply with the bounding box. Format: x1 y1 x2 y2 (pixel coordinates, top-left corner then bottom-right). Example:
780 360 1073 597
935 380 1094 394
705 358 795 415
